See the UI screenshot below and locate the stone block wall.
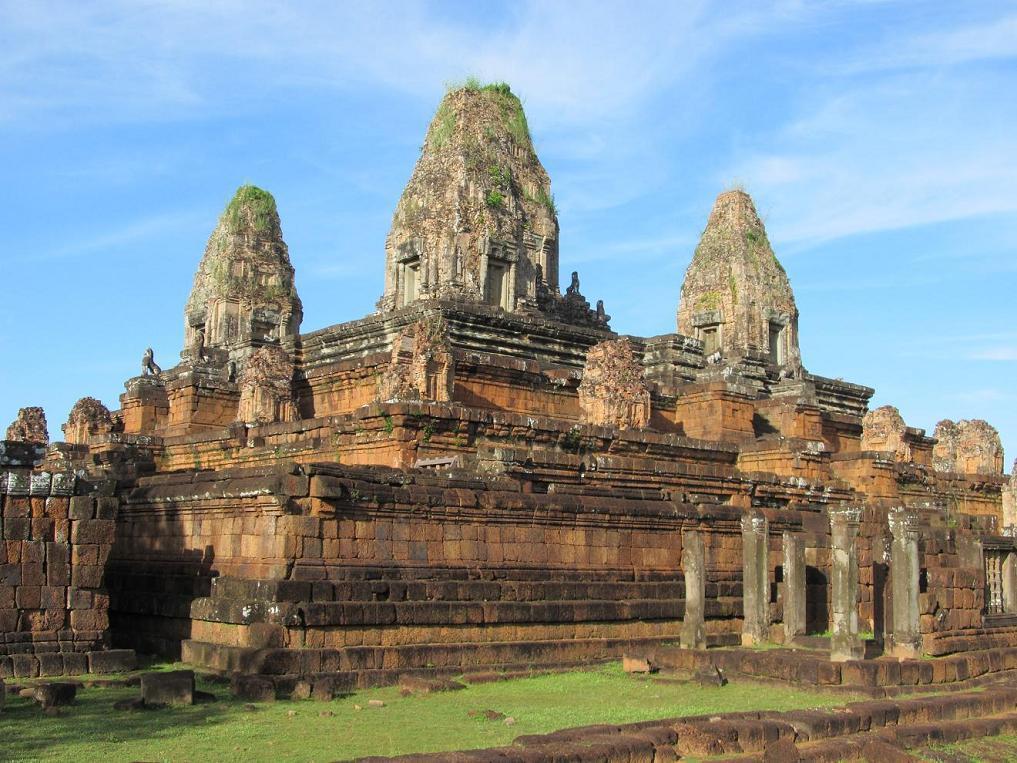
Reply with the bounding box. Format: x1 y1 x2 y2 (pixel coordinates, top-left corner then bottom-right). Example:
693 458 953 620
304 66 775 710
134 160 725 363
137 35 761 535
1 466 122 666
106 463 761 666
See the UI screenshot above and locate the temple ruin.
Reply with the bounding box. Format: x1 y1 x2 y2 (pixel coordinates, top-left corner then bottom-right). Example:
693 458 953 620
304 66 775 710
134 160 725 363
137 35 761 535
2 82 1015 704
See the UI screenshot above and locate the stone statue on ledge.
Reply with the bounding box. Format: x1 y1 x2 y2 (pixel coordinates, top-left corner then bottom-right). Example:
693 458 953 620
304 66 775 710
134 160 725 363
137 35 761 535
141 347 161 376
566 271 581 297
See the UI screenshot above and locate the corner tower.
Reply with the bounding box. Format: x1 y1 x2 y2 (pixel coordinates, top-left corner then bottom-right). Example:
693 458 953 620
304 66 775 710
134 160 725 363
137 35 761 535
378 82 560 313
677 190 801 372
184 185 302 360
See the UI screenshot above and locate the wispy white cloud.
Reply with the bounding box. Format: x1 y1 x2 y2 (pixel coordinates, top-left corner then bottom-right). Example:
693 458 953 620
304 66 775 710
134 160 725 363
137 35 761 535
725 11 1017 247
13 211 205 263
950 388 1017 404
0 0 738 129
842 12 1017 73
970 347 1017 361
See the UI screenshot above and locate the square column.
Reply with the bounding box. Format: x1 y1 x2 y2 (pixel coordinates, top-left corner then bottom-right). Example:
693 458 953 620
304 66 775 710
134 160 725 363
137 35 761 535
888 507 921 660
1003 551 1017 614
782 531 806 644
741 510 769 646
830 506 863 662
680 528 706 649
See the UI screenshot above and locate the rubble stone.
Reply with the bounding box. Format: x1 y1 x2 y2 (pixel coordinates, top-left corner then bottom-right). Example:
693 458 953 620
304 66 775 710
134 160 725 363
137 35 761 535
577 338 650 429
933 419 1004 474
5 407 48 445
236 345 297 425
62 397 113 444
141 670 195 706
861 405 911 461
31 682 77 709
378 317 454 402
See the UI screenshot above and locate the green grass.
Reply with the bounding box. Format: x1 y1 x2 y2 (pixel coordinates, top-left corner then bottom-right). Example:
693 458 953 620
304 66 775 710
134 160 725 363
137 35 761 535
223 185 277 233
0 662 861 762
926 732 1017 761
427 100 456 148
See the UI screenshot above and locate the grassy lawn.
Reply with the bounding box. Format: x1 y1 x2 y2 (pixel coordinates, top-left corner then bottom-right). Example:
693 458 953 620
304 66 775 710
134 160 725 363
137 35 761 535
1 662 861 762
925 732 1017 761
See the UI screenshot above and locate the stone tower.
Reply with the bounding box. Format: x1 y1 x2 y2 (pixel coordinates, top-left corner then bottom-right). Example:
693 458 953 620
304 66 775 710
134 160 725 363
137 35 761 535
184 185 302 360
378 83 560 314
677 190 801 372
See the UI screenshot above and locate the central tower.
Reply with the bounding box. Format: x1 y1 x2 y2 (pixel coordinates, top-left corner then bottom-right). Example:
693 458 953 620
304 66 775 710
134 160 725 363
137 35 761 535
378 83 560 313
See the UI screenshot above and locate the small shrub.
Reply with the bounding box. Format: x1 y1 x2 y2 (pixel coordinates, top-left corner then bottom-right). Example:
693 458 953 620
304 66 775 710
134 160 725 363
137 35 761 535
535 188 557 216
485 189 504 208
488 164 509 188
224 185 277 233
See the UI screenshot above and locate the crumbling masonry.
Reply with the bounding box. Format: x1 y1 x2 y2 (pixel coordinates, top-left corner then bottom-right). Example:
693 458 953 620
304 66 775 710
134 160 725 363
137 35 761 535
2 83 1014 696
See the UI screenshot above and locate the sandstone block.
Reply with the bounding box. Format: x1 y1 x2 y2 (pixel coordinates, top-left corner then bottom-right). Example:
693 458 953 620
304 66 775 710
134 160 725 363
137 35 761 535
231 674 275 702
37 653 65 677
141 670 195 706
88 650 136 674
62 652 88 676
68 496 95 520
70 519 115 545
622 655 654 674
32 682 77 709
11 654 39 678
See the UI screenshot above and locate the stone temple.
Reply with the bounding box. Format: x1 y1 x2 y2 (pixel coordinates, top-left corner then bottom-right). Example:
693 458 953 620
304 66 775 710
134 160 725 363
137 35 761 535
3 83 1017 705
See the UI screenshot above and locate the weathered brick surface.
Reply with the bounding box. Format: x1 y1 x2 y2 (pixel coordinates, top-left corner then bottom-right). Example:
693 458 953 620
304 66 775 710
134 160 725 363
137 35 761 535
0 469 128 673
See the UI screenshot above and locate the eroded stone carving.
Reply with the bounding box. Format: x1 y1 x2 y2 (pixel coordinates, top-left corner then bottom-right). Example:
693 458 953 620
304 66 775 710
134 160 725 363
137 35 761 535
933 419 1004 475
378 317 454 403
861 405 912 461
185 185 302 356
677 189 801 371
62 397 113 444
236 345 297 426
577 338 649 429
141 347 161 376
6 406 49 444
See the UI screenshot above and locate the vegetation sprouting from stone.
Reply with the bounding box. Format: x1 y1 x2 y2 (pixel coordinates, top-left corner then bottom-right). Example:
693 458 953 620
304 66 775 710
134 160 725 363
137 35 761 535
428 78 533 150
428 100 457 148
222 185 278 234
535 188 557 216
485 189 504 208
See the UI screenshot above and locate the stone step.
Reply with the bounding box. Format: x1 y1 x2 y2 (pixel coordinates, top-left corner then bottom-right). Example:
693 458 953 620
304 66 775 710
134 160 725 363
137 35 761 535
636 644 1017 692
354 686 1017 761
181 635 677 678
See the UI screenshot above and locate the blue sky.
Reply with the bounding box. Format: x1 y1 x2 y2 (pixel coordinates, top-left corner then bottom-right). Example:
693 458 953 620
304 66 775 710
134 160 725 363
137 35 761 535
1 1 1015 465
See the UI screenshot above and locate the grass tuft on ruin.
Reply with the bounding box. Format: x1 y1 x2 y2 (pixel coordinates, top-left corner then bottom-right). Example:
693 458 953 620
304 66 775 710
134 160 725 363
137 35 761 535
223 184 278 234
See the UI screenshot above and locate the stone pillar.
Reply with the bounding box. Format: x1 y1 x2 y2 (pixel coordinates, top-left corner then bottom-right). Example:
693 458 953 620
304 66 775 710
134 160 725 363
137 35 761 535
680 528 706 649
1003 552 1017 615
830 506 864 661
119 376 168 434
741 510 769 646
782 531 806 644
888 507 921 659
